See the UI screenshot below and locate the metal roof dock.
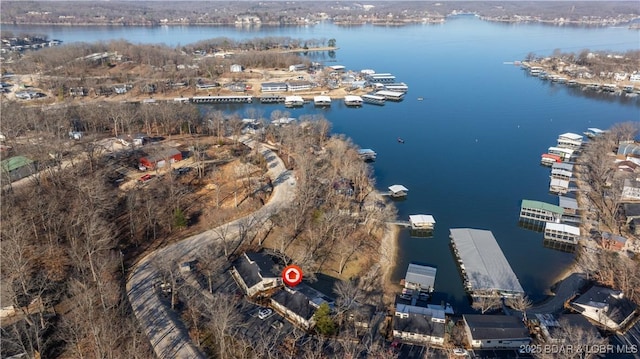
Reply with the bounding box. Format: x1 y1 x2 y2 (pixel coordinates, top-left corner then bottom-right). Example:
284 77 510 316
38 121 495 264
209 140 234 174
449 228 524 298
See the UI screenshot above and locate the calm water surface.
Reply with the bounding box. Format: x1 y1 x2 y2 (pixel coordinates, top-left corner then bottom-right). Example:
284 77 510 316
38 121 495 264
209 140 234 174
7 17 639 312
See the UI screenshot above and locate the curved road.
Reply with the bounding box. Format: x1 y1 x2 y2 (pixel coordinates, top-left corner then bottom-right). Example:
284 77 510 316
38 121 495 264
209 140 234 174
126 138 296 359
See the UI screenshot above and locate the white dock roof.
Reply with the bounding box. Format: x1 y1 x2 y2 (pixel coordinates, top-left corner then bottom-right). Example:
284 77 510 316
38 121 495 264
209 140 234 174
313 95 331 102
375 90 405 97
558 196 578 210
544 222 580 236
548 146 574 155
550 178 569 189
284 95 304 102
409 214 436 225
558 132 583 141
344 95 362 102
449 228 524 294
552 162 574 172
405 263 436 290
389 184 409 193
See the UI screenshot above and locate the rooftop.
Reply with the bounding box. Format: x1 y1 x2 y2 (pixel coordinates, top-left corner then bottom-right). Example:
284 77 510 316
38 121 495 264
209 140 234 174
1 156 34 172
464 315 530 340
409 214 436 225
450 228 524 294
272 287 315 320
404 263 436 290
393 313 445 338
544 222 580 235
572 285 637 324
558 196 578 211
521 199 564 215
232 252 279 288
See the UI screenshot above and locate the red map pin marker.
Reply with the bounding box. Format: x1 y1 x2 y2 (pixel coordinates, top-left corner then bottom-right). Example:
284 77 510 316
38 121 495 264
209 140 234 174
282 264 303 287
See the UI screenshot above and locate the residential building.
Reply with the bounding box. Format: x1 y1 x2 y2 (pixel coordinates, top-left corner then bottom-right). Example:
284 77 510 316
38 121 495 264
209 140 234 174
598 232 627 251
463 315 531 349
270 287 315 330
622 178 640 201
139 147 182 170
571 286 637 331
286 80 314 92
230 252 282 297
393 305 446 345
260 82 288 92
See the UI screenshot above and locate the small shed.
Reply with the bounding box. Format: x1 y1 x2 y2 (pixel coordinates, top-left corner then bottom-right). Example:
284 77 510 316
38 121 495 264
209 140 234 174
1 156 37 182
409 214 436 230
139 148 182 170
230 64 243 73
388 184 408 198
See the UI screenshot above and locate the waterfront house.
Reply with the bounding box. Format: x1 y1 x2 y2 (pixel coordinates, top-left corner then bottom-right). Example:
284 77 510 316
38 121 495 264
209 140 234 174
520 199 564 225
393 305 446 346
543 222 580 245
463 315 531 349
450 228 524 299
570 285 637 332
230 252 282 297
618 143 640 158
260 82 288 93
270 287 315 331
403 263 436 294
286 80 314 92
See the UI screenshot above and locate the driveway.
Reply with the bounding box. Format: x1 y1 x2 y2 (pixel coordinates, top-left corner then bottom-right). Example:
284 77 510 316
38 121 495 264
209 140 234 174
126 138 296 359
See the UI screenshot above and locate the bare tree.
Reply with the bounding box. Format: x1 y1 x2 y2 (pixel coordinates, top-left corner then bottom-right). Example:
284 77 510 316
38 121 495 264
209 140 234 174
471 294 502 314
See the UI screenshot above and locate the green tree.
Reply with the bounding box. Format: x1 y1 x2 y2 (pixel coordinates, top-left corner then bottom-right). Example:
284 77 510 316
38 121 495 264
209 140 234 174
327 38 336 48
313 302 336 336
173 208 188 229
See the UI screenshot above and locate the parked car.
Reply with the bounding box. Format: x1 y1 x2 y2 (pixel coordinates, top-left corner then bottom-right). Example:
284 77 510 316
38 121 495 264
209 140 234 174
258 308 273 320
138 174 155 183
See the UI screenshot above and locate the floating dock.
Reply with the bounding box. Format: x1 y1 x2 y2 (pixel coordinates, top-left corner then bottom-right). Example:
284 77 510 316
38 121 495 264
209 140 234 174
449 228 524 298
191 95 253 104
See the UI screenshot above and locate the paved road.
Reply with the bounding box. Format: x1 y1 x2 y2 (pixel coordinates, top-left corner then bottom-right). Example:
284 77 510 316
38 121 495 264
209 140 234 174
126 138 296 359
528 272 587 315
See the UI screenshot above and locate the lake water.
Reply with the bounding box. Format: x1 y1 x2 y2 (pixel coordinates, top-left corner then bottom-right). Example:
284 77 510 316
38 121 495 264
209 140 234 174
7 17 639 312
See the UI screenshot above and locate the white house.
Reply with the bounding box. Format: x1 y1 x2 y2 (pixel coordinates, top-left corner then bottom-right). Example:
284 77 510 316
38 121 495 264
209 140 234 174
571 286 637 331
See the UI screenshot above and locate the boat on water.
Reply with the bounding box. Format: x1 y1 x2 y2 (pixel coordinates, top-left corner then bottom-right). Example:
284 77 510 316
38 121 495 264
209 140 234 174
344 95 363 107
397 137 405 144
284 95 304 108
417 97 424 101
361 94 386 105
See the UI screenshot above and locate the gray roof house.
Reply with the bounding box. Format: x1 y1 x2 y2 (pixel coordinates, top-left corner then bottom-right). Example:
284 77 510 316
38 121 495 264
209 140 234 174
393 311 446 346
229 252 282 297
570 286 637 332
463 315 531 349
270 287 316 331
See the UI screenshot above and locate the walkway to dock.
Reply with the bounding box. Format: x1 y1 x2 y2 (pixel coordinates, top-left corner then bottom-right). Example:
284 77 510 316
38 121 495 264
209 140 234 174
389 220 411 228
